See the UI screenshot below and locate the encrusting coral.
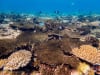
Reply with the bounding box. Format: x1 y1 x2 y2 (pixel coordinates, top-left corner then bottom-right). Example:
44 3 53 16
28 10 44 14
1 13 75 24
3 50 32 71
72 45 100 64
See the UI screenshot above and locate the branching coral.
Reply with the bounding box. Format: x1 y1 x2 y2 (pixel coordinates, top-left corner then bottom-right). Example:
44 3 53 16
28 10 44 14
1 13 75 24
4 50 32 71
72 45 99 64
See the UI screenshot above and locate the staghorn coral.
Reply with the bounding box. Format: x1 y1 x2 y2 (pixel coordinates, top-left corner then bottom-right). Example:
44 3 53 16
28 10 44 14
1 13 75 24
4 50 32 71
72 45 99 64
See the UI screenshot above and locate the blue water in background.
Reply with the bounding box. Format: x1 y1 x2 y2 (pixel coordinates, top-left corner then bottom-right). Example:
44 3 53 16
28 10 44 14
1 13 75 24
0 0 100 15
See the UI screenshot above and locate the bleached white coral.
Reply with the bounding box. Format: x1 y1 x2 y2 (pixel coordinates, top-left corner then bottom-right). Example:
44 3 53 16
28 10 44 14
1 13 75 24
4 50 32 71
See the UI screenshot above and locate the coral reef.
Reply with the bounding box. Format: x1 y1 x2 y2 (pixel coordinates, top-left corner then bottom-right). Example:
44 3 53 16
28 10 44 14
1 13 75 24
72 45 99 64
35 48 80 68
36 49 64 65
0 39 16 58
4 50 32 71
0 13 100 74
39 64 70 75
95 50 100 64
0 59 7 69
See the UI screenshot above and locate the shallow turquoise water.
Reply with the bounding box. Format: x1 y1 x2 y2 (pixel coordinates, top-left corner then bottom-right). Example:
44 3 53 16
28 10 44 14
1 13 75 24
0 0 100 15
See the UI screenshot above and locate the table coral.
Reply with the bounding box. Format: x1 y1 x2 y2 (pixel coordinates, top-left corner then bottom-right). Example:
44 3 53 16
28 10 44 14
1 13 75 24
72 45 99 64
4 50 32 71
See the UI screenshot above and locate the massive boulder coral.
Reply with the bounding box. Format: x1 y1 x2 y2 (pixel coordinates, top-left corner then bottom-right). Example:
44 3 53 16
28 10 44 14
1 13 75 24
4 50 32 71
72 45 100 64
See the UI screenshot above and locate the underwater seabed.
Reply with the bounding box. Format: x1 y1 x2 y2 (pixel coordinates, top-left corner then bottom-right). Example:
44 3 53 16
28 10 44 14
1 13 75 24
0 11 100 75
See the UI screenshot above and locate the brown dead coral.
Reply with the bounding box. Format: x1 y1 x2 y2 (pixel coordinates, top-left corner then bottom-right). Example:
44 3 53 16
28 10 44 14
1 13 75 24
36 49 80 68
72 45 99 64
63 55 80 68
0 39 17 57
36 49 64 65
4 50 32 71
35 40 62 52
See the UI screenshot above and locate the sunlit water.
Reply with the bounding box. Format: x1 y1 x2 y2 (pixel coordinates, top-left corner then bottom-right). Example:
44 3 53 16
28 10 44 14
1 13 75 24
0 0 100 15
